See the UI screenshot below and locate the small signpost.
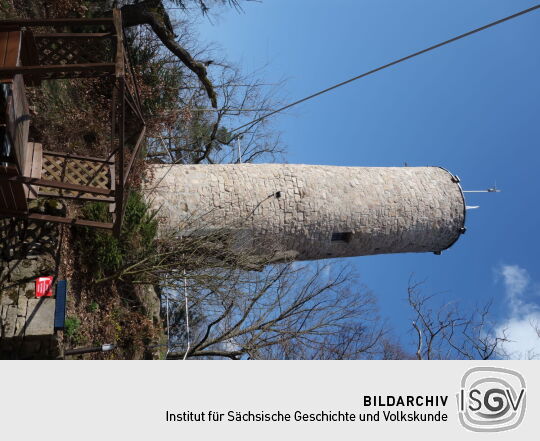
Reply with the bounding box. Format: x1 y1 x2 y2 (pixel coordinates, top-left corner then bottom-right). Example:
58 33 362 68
54 280 67 331
35 276 53 297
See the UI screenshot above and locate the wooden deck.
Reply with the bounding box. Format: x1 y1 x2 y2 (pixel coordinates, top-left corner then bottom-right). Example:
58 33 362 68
0 30 20 68
1 29 30 214
0 163 26 214
0 10 146 233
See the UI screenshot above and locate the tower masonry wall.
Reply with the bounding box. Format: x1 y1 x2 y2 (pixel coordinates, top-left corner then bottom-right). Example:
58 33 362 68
146 164 465 261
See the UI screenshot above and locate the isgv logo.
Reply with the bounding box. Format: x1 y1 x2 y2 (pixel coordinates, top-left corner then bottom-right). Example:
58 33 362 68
457 367 526 432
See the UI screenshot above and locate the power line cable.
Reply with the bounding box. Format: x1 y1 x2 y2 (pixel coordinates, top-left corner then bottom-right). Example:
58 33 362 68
231 4 540 133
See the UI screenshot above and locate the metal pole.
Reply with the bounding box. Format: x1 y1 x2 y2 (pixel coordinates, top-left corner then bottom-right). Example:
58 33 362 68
165 295 170 358
183 269 190 360
64 344 115 356
237 136 242 164
463 188 501 193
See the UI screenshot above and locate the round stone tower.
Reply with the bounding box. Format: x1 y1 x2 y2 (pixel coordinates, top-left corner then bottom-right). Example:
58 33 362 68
146 164 465 261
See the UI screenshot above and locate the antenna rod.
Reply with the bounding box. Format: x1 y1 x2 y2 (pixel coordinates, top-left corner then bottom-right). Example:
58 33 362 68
463 189 501 193
237 136 242 163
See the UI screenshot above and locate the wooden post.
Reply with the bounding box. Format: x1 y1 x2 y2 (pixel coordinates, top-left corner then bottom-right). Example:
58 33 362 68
114 77 125 237
113 9 124 78
112 8 126 237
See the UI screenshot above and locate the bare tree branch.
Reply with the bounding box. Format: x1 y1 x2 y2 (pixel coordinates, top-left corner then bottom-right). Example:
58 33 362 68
120 0 218 107
406 278 509 360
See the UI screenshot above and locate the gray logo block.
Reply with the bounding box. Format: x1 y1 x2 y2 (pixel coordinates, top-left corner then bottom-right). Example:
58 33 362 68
457 367 526 432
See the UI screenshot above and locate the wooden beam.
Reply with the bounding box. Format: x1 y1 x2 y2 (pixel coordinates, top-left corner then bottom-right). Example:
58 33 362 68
124 85 144 123
20 30 41 86
114 76 126 237
37 191 115 203
1 210 113 230
34 33 114 39
111 82 117 157
24 142 42 199
0 63 115 77
0 175 114 196
10 75 31 176
27 213 114 229
113 9 125 78
4 30 21 68
125 50 143 115
0 18 114 27
43 150 114 164
108 159 116 214
123 125 146 186
0 162 28 212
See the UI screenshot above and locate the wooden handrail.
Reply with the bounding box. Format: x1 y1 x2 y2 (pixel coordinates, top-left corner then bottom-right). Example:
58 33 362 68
0 18 114 27
0 175 115 196
27 213 114 229
114 76 126 237
0 63 115 77
123 125 146 186
33 33 114 39
43 150 114 164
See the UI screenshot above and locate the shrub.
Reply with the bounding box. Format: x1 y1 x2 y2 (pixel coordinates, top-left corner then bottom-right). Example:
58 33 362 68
65 316 81 339
119 191 158 253
75 191 158 279
76 201 122 277
87 301 100 313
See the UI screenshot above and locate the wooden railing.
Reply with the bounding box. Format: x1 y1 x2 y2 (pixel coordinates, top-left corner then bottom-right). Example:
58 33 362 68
0 9 146 235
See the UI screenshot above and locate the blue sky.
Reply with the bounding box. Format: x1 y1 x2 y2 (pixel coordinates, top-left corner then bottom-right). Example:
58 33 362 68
186 0 540 357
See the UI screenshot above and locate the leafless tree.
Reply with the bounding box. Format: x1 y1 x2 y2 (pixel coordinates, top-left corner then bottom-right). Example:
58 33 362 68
93 204 295 285
84 197 385 360
115 2 286 165
407 278 509 360
115 0 261 109
144 61 286 165
379 339 415 360
166 262 385 360
118 0 218 107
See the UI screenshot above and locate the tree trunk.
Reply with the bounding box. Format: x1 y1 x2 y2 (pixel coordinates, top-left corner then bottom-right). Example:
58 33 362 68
119 0 218 108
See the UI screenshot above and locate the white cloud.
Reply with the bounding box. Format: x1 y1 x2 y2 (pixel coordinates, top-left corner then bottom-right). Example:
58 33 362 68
499 265 530 311
493 264 540 360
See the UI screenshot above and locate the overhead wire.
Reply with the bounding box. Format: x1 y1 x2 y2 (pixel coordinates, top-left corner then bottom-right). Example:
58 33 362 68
230 4 540 133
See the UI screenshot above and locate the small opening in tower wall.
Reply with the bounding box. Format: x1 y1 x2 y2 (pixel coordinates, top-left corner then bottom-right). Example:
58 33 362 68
331 232 353 243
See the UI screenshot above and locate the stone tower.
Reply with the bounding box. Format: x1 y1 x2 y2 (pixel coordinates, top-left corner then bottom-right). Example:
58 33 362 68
147 164 465 261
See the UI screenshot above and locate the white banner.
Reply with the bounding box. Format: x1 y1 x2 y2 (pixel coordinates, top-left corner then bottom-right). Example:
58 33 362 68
1 361 538 440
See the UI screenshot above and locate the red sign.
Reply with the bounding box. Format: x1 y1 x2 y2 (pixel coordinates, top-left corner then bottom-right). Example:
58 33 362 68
35 276 54 298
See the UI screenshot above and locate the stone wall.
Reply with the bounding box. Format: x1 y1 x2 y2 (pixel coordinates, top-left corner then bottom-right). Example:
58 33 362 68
0 259 58 359
146 164 465 261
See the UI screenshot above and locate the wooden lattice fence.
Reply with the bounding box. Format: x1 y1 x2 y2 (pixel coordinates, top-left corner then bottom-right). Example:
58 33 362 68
31 34 115 80
40 153 114 202
0 218 58 260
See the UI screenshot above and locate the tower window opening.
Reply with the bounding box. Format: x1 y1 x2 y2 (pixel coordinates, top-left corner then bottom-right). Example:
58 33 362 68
331 232 353 243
